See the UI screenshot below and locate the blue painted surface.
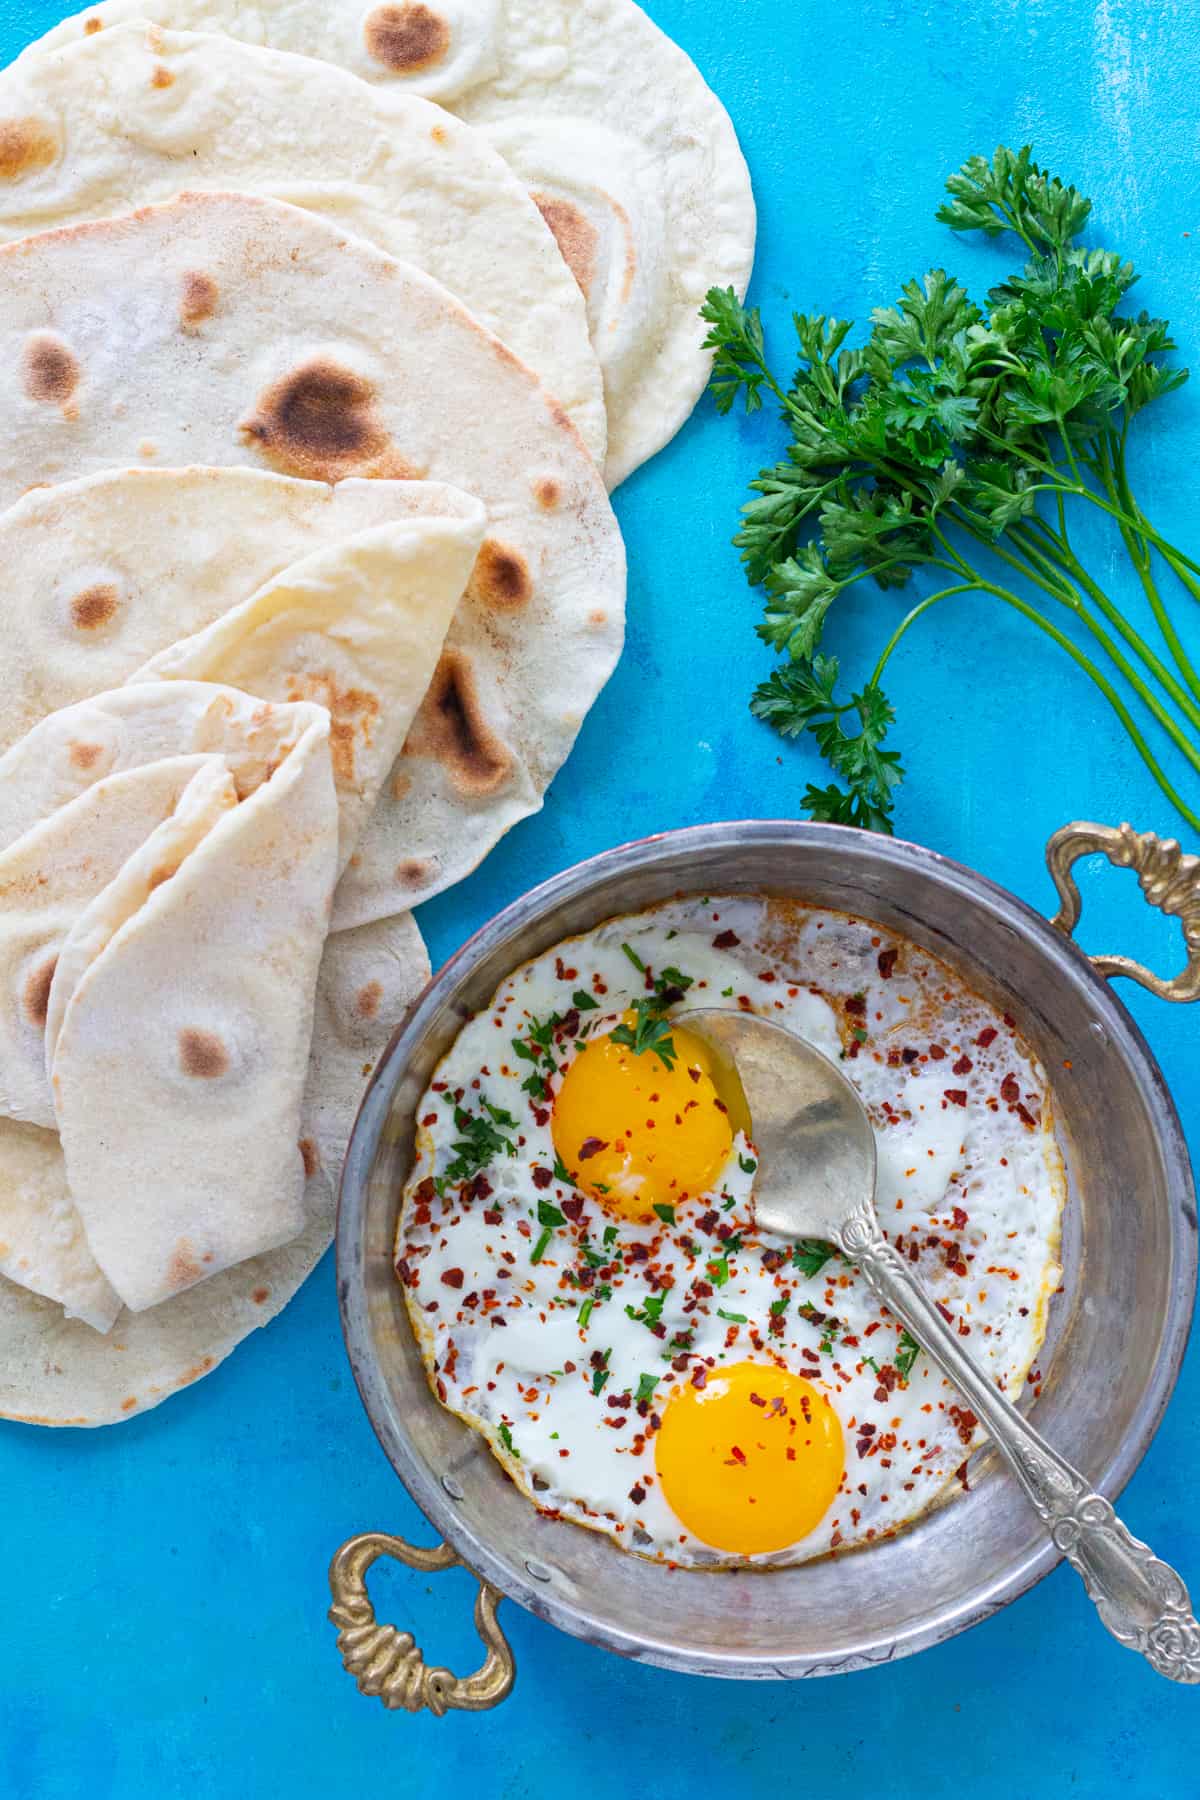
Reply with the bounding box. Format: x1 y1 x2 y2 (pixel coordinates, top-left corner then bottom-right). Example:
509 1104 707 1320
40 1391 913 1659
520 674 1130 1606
0 0 1198 1792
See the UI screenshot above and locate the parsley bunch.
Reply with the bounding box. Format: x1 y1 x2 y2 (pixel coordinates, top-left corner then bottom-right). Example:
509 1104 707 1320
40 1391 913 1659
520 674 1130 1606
703 145 1200 834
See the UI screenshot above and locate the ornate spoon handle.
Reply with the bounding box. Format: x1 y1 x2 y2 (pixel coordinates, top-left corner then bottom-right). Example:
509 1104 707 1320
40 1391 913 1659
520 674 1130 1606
840 1205 1200 1682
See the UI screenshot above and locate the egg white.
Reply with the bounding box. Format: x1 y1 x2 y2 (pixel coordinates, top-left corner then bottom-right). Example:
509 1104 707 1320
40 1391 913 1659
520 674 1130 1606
397 897 1066 1566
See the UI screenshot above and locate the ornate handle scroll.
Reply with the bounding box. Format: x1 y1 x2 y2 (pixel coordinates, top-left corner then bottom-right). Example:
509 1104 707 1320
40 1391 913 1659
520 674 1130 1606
1046 820 1200 1001
840 1204 1200 1683
328 1531 515 1715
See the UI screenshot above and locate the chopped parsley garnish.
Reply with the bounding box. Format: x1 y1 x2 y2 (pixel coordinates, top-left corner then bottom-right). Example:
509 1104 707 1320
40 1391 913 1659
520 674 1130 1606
853 1026 868 1044
769 1294 791 1317
572 989 600 1010
602 1225 618 1248
708 1255 730 1288
721 986 734 997
717 1307 748 1323
738 1154 757 1175
655 965 694 1001
862 1355 879 1374
580 1238 607 1269
591 1350 612 1395
625 1289 669 1328
498 1423 518 1458
792 1238 836 1278
652 1202 677 1225
553 1154 574 1185
635 1373 659 1402
611 999 678 1071
578 1296 595 1329
896 1328 921 1381
521 1072 547 1098
436 1102 518 1195
536 1199 565 1228
530 1226 553 1264
621 942 646 973
722 1233 743 1255
721 1194 737 1212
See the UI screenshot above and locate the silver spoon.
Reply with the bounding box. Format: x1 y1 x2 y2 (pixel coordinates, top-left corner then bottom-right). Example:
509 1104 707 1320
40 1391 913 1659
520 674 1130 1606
681 1006 1200 1683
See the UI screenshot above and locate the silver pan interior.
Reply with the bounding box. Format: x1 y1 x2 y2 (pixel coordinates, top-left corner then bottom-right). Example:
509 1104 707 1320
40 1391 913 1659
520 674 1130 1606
337 823 1197 1678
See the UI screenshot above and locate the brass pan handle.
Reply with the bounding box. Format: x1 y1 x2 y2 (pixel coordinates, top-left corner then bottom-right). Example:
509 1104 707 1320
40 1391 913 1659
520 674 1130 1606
328 1531 515 1715
1047 821 1200 1002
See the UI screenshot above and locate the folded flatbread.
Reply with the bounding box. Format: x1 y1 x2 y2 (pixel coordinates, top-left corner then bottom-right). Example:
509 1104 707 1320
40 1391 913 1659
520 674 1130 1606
0 468 488 759
0 22 604 465
0 194 626 925
50 713 337 1316
20 0 755 485
0 910 431 1425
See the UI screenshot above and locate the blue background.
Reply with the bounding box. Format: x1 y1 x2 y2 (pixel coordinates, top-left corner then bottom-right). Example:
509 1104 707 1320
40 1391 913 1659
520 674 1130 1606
1 0 1198 1793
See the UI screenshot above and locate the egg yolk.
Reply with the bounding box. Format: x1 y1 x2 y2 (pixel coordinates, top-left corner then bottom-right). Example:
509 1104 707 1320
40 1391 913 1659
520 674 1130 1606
655 1362 845 1556
551 1018 740 1221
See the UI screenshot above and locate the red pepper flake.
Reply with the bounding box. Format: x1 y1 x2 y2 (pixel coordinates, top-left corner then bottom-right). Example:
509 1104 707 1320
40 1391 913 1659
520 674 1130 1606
1000 1073 1020 1103
531 1165 553 1190
482 1208 502 1225
691 1366 708 1389
727 1445 747 1466
629 1484 646 1505
561 1196 585 1221
532 1105 550 1127
976 1026 998 1048
578 1137 608 1160
441 1268 464 1289
900 1046 920 1065
1015 1103 1038 1129
951 1206 968 1230
952 1054 973 1076
929 1044 946 1061
943 1088 968 1107
713 929 740 949
421 1112 438 1127
877 947 899 979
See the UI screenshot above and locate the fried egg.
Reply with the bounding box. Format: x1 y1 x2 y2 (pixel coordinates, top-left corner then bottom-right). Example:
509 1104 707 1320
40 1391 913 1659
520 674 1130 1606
396 898 1066 1566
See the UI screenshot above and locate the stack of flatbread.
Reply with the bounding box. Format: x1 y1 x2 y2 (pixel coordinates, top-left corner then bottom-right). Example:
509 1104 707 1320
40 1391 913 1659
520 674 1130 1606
0 1 753 1424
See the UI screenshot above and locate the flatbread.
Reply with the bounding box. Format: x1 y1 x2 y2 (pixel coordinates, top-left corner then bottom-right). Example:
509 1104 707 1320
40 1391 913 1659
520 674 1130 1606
0 193 626 926
0 22 605 465
0 468 486 761
0 911 431 1426
50 714 338 1315
20 0 754 486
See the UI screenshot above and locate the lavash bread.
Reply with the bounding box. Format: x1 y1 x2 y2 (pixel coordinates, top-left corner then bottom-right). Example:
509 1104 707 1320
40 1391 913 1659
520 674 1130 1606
21 0 755 486
0 191 626 928
50 711 339 1315
0 910 431 1425
0 469 486 759
0 22 605 465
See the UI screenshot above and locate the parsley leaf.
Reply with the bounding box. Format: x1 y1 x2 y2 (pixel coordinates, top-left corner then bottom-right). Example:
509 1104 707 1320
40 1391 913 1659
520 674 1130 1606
498 1423 519 1458
635 1373 659 1403
704 146 1200 845
792 1238 837 1278
611 1000 679 1071
652 1202 677 1225
436 1103 518 1196
896 1328 921 1381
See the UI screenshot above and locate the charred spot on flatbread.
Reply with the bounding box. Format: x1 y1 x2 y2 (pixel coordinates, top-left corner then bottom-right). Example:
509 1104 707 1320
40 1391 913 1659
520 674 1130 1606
21 333 79 407
22 956 57 1028
355 980 383 1020
68 741 104 771
69 583 118 630
285 673 380 785
167 1240 203 1291
179 271 219 330
534 195 599 299
534 478 561 510
468 539 533 612
364 3 451 72
403 646 512 797
394 857 433 888
178 1028 229 1079
239 358 411 482
299 1138 320 1178
151 63 174 89
0 116 58 181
